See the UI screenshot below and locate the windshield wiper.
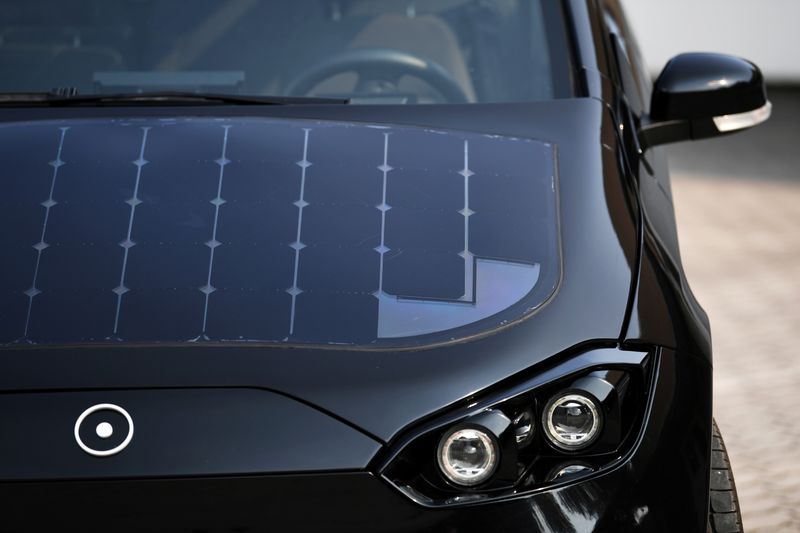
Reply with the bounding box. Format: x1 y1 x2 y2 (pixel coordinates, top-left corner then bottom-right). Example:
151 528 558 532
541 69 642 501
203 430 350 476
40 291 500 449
0 91 349 107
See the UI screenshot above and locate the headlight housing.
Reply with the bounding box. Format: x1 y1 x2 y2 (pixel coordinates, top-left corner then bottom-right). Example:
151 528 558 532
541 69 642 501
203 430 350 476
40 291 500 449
379 348 655 507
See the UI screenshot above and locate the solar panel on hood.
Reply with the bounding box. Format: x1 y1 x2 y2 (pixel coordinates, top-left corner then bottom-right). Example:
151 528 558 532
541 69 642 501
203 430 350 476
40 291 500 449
0 117 559 346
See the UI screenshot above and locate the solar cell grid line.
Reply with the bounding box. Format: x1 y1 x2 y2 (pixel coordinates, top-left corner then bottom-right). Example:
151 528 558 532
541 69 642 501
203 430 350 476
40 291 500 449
197 124 232 340
374 131 393 299
22 126 68 340
458 140 475 302
112 126 150 336
287 128 311 336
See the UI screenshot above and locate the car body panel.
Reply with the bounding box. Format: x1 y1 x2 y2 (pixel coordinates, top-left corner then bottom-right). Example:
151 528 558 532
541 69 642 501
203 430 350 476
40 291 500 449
0 97 640 444
0 349 712 533
0 387 381 480
597 0 711 362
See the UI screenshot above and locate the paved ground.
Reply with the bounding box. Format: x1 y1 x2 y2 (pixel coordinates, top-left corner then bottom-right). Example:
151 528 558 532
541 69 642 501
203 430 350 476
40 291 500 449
668 88 800 532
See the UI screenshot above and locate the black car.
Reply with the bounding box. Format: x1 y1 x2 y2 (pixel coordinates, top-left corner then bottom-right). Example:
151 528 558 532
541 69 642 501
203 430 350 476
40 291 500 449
0 1 770 532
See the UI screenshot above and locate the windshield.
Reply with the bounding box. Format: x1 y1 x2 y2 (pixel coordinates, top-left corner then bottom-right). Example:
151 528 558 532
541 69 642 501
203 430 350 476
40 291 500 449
0 0 573 104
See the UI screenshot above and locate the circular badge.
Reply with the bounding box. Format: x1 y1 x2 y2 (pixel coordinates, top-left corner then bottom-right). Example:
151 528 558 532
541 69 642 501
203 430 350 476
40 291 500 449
74 403 134 457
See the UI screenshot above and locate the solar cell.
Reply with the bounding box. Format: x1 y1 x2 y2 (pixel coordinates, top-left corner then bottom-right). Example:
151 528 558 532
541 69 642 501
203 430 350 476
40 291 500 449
0 117 559 346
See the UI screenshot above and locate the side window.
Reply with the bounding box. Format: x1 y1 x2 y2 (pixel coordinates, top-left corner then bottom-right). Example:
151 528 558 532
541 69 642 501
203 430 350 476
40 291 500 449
618 15 653 109
603 9 650 115
603 9 645 167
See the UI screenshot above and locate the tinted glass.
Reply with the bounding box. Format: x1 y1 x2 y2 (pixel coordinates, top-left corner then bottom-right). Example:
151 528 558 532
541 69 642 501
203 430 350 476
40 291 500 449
0 0 572 103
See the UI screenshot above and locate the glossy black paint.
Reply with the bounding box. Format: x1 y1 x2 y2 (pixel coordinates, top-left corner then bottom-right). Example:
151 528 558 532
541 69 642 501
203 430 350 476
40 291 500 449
0 1 750 531
0 388 381 480
640 52 769 149
0 97 638 444
651 52 767 121
0 350 712 533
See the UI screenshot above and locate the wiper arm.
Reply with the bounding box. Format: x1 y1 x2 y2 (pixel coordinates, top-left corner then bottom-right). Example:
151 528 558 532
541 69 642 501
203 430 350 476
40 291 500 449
0 91 349 107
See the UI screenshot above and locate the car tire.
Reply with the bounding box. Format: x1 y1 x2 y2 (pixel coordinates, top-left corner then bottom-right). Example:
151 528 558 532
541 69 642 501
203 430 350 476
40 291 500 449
707 420 744 533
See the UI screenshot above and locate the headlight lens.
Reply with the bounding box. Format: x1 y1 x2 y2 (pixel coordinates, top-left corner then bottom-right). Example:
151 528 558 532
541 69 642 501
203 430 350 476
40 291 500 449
437 427 499 486
544 393 602 450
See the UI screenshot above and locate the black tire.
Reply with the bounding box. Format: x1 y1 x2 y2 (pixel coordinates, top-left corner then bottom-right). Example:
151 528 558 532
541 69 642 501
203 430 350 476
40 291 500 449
708 420 744 533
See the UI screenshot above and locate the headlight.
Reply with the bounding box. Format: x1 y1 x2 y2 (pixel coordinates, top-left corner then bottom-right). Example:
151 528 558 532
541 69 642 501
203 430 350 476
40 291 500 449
543 392 602 450
380 348 653 508
437 428 499 486
435 409 512 487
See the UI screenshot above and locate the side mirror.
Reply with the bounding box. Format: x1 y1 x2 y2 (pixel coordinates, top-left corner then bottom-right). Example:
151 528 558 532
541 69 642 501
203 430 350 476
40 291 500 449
639 53 771 149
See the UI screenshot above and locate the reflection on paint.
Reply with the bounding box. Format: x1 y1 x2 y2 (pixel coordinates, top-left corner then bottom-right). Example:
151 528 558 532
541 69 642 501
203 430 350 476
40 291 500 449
377 259 540 338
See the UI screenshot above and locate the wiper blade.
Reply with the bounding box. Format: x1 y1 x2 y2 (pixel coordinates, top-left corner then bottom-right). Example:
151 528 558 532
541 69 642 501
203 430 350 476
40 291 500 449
0 91 349 107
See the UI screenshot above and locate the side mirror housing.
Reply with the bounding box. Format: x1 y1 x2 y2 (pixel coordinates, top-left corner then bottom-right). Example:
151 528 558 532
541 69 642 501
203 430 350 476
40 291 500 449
640 53 771 149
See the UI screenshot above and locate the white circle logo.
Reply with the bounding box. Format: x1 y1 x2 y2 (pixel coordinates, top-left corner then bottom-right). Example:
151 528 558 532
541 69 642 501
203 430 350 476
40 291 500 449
74 403 134 457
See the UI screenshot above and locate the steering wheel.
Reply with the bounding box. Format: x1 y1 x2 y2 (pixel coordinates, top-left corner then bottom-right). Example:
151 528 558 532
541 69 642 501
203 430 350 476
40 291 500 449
285 48 471 104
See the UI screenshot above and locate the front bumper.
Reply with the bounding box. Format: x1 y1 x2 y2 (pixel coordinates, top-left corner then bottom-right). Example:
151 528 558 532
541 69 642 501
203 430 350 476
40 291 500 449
0 348 711 533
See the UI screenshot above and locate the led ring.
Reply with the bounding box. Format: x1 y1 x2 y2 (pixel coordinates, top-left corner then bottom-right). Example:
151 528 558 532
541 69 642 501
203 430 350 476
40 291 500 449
543 393 601 450
74 403 134 457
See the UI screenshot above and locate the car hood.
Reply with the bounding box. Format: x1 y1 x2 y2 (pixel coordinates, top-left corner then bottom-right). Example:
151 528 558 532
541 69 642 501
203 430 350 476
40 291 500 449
0 98 638 442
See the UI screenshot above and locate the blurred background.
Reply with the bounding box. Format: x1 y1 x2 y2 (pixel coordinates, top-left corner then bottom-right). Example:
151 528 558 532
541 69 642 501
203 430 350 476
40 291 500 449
622 1 800 531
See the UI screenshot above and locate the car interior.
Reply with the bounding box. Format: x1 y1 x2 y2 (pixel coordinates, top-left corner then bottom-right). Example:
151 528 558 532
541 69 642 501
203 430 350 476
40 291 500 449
0 0 561 103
